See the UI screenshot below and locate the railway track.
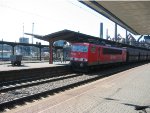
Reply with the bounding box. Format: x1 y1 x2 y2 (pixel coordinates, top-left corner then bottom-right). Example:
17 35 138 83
0 68 71 87
0 62 148 112
0 74 80 93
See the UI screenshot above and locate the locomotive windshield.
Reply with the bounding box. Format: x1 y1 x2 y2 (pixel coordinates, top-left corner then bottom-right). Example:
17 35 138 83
71 45 88 52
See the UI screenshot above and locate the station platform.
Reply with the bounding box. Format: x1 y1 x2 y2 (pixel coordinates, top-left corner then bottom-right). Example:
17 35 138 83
0 61 69 72
5 63 150 113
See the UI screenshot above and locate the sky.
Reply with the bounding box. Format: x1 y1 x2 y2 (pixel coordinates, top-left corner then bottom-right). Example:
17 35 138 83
0 0 130 45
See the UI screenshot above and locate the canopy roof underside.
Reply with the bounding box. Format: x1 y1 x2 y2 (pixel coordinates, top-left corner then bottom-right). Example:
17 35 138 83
80 1 150 35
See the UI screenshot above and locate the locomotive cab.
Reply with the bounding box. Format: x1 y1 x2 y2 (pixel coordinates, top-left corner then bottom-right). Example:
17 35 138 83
70 43 89 70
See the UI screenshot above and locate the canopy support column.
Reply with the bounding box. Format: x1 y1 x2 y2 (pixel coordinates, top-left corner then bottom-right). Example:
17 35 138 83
49 41 53 64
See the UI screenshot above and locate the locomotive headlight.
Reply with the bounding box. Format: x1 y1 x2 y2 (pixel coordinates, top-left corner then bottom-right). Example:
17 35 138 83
83 58 87 62
79 58 83 61
79 58 88 62
70 57 87 62
75 58 78 61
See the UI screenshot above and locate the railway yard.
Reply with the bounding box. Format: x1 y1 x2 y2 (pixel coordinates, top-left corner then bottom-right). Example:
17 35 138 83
0 61 149 113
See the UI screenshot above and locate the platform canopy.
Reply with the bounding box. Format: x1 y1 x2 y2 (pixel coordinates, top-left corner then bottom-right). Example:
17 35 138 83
25 29 108 44
80 1 150 35
25 29 149 50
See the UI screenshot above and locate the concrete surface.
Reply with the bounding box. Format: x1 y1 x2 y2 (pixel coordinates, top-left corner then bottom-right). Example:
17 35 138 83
4 63 150 113
0 61 69 72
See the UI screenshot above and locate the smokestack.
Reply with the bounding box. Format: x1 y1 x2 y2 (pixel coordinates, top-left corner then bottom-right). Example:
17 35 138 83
100 23 103 38
106 28 108 39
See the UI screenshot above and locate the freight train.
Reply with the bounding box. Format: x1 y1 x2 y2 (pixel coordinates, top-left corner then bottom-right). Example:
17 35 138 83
70 42 150 72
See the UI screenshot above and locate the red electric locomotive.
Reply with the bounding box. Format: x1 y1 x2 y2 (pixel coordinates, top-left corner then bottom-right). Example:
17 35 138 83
70 42 126 71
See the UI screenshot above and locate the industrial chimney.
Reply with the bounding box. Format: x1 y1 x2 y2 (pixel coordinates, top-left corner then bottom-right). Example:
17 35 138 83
100 22 103 39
